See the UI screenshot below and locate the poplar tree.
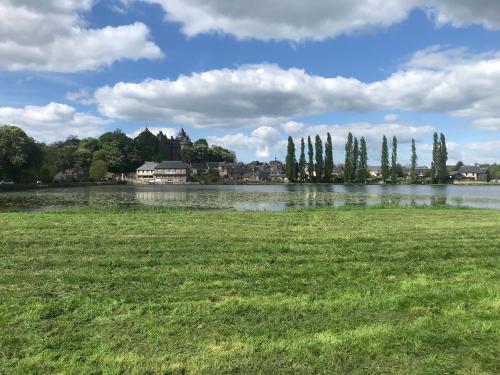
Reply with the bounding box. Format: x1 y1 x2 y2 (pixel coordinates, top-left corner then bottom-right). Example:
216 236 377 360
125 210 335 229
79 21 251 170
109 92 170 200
324 133 334 183
285 136 297 182
358 137 368 183
344 132 353 183
431 132 439 184
307 136 314 182
391 136 398 181
381 136 389 182
410 138 417 183
352 137 359 182
438 133 448 183
298 137 307 182
314 135 324 182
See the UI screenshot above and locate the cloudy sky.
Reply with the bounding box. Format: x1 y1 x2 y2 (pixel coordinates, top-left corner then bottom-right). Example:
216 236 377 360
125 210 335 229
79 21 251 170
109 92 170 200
2 0 500 164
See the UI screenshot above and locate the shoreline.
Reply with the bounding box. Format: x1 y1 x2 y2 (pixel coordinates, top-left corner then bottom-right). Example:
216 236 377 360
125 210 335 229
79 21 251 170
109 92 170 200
1 180 499 192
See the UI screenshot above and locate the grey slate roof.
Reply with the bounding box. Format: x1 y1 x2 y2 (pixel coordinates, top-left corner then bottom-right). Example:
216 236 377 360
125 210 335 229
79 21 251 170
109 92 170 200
458 166 488 174
155 161 190 169
136 162 159 171
191 162 208 170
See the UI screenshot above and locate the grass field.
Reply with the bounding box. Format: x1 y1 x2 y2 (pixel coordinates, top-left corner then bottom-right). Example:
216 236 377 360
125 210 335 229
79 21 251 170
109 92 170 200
1 207 499 374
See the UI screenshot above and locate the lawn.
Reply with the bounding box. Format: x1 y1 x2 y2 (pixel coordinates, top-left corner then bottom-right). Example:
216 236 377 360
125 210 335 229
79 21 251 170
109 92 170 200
0 207 499 374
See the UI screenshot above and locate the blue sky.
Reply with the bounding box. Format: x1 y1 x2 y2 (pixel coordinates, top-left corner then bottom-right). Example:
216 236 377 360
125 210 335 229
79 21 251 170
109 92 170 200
1 1 500 165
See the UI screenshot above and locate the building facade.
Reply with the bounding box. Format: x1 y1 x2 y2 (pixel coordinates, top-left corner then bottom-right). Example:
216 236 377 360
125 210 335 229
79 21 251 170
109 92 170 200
455 166 491 182
136 161 190 183
154 161 190 183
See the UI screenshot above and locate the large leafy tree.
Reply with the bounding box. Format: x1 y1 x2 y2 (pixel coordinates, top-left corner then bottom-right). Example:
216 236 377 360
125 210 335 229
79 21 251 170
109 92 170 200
381 136 389 182
194 139 209 147
134 128 159 162
314 135 324 183
99 130 141 173
89 160 108 181
0 125 41 181
48 137 80 172
324 133 333 183
209 146 235 163
75 138 99 174
181 142 235 163
285 136 297 182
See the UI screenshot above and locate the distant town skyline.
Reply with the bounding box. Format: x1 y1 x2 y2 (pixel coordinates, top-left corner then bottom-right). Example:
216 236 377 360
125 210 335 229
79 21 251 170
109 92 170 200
1 1 500 164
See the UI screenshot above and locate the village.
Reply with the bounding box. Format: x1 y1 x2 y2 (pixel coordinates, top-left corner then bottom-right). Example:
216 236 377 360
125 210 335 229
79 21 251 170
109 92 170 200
128 128 494 184
133 160 493 184
32 127 495 186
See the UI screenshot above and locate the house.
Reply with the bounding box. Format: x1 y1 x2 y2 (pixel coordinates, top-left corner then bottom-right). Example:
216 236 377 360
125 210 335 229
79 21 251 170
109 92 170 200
415 166 430 180
221 162 245 180
190 162 209 176
53 168 85 183
455 166 491 182
207 162 223 171
135 161 190 183
136 162 159 182
154 161 190 183
242 170 269 182
269 173 287 182
268 159 285 174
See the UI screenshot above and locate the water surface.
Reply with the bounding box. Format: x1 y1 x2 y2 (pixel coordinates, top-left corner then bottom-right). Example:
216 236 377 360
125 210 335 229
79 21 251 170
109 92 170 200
1 184 500 211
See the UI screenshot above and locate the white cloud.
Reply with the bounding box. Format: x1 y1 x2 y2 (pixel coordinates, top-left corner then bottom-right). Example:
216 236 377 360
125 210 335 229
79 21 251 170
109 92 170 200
142 0 500 41
95 49 500 130
472 118 500 132
281 121 305 135
403 45 496 70
208 126 280 158
284 122 433 147
425 0 500 30
462 140 500 164
208 121 499 164
66 88 95 105
95 64 346 128
0 0 163 72
384 113 400 122
208 121 433 159
0 102 110 142
418 140 500 165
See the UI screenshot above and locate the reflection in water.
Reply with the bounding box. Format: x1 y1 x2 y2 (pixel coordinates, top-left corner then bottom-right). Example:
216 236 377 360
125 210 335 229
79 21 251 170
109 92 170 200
0 184 499 211
431 196 448 206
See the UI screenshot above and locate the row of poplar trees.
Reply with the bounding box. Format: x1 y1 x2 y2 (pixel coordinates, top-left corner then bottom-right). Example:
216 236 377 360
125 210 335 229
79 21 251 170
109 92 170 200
285 131 448 184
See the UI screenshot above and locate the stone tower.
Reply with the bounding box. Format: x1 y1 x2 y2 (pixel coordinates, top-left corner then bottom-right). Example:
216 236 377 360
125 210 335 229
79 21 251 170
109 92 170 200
176 128 193 151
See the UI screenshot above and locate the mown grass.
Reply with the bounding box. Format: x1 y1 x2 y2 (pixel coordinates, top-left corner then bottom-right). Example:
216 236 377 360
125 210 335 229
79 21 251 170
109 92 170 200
0 207 499 374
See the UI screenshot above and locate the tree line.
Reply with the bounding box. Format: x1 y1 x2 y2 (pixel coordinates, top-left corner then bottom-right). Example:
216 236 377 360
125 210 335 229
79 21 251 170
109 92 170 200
0 126 235 183
285 132 449 184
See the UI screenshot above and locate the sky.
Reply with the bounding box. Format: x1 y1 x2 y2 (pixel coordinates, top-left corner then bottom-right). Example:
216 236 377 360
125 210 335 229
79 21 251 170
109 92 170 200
1 0 500 165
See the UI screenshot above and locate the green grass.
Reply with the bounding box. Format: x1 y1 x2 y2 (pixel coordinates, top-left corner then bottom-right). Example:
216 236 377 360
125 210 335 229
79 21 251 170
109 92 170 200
0 207 499 374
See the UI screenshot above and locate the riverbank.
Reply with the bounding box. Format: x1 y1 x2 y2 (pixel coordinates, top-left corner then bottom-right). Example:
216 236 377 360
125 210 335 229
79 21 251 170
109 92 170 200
1 207 499 373
0 181 126 192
